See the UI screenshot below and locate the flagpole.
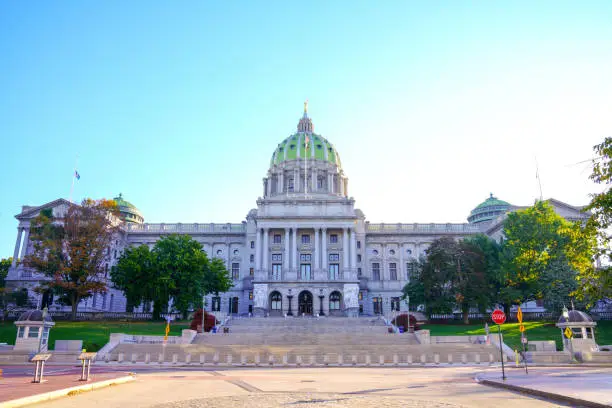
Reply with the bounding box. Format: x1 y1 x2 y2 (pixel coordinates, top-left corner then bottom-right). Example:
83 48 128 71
69 155 79 204
535 157 543 201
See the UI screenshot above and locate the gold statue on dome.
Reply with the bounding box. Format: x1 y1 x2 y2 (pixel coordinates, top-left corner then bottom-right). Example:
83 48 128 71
304 99 308 114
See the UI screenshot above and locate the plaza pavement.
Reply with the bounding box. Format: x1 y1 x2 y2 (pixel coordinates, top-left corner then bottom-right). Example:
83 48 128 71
5 365 610 408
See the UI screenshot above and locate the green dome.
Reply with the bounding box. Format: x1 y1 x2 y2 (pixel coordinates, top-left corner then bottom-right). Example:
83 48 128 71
113 193 144 224
468 194 511 224
270 132 342 168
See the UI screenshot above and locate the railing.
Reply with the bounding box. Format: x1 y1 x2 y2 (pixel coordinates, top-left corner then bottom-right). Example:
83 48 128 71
127 223 246 234
366 223 481 234
4 310 183 321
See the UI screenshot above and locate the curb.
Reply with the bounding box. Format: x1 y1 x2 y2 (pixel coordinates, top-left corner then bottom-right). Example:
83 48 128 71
0 375 136 408
476 377 609 408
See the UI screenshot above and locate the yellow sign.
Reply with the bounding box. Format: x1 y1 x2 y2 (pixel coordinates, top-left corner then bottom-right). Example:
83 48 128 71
564 327 573 339
164 321 170 341
517 306 523 324
519 324 525 332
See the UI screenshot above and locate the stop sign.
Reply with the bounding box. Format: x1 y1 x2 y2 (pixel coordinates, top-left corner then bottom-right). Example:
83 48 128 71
492 309 506 325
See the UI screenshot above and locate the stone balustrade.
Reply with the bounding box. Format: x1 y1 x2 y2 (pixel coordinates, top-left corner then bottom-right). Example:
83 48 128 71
366 223 480 234
127 223 246 234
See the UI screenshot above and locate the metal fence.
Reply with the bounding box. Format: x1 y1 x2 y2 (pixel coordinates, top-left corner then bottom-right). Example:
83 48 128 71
3 310 184 321
428 311 612 322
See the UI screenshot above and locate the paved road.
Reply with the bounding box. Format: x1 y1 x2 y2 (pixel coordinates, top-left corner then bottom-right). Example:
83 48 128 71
27 366 569 408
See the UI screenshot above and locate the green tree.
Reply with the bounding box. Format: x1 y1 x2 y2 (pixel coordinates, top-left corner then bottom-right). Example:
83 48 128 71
403 237 492 323
112 234 232 320
0 257 11 289
24 199 120 319
501 200 597 310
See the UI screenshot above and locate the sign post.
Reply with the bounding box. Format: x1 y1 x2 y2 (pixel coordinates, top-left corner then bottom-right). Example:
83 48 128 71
491 309 506 380
564 326 575 361
517 306 528 374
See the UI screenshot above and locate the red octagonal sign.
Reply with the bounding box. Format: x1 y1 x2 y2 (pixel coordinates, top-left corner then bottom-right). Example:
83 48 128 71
492 309 506 325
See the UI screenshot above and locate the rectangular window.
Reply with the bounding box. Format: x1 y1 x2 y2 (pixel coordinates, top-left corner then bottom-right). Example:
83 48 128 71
273 234 281 244
102 293 107 309
288 178 294 192
249 267 254 276
329 253 339 262
232 263 240 280
328 263 339 280
357 254 361 263
406 262 414 281
389 262 397 280
358 267 362 277
272 253 282 262
28 327 40 338
357 241 361 249
212 296 221 312
372 263 380 281
358 291 363 301
300 263 312 280
373 297 383 314
250 254 254 262
250 241 255 249
249 291 253 300
391 297 401 311
18 326 25 338
300 254 311 262
330 234 338 243
272 264 282 280
301 234 310 244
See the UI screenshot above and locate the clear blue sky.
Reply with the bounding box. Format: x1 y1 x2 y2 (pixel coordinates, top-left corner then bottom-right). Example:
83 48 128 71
1 1 612 258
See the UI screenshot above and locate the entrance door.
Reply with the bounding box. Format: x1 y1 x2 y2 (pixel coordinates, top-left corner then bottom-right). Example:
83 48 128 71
298 291 313 315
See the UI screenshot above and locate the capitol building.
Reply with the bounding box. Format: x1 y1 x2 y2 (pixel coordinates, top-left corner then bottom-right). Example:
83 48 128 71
6 105 589 316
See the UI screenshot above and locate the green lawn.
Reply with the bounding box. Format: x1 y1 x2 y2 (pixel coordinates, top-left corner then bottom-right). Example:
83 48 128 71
0 321 189 351
422 321 612 351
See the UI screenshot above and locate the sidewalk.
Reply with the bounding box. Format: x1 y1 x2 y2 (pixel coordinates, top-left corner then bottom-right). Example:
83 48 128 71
0 365 134 408
477 367 612 408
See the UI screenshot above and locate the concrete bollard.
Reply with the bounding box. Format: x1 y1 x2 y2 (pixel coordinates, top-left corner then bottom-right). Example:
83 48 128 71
475 354 481 364
489 353 494 364
105 354 110 363
118 353 124 363
407 355 412 365
323 355 329 366
448 354 453 364
393 354 398 366
282 354 288 366
255 353 260 366
310 355 316 366
338 355 344 366
296 355 302 366
172 354 178 364
434 354 440 365
269 355 275 366
365 355 371 366
240 354 246 365
200 354 206 365
186 354 192 364
131 353 138 364
351 355 357 366
379 355 385 365
226 354 233 365
213 352 219 365
420 354 426 364
158 353 164 364
461 353 467 364
145 353 151 364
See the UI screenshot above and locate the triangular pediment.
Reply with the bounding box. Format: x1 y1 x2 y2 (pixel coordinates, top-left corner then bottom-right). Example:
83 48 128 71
15 198 73 221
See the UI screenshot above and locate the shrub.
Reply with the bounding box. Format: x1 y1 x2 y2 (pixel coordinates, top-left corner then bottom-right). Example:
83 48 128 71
189 309 216 332
392 313 420 331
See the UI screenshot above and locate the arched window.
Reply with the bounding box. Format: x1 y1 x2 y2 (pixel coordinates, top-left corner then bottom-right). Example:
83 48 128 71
270 291 282 310
329 291 342 310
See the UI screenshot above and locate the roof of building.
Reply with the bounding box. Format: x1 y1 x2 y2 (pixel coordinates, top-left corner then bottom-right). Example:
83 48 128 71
467 193 512 224
17 309 53 323
113 194 143 223
558 310 593 324
269 106 342 168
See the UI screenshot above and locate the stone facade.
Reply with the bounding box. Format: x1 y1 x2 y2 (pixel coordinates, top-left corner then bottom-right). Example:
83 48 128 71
5 107 590 316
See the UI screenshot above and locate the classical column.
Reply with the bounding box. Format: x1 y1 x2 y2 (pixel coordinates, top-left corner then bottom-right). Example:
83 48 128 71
12 227 23 267
284 227 290 273
343 228 349 275
321 227 328 273
266 177 271 197
339 176 345 196
21 227 30 257
314 227 320 273
312 168 318 191
255 228 261 272
328 173 333 193
399 243 404 280
350 228 357 271
262 228 269 275
292 226 298 269
279 172 284 194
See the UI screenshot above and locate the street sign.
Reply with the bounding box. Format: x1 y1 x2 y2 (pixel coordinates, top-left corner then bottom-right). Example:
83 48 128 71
492 309 506 325
564 327 573 339
521 336 528 344
517 306 523 323
519 324 525 332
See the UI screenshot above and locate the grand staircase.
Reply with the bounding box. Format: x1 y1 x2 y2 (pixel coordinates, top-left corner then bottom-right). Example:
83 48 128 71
105 317 501 365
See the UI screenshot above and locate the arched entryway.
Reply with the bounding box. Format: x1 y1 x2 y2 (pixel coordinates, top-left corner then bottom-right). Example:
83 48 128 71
298 290 313 315
329 291 342 316
269 291 282 316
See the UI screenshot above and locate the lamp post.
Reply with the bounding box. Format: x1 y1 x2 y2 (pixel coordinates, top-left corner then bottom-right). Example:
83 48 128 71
37 307 48 353
201 295 206 333
319 288 325 316
406 296 411 332
287 289 293 316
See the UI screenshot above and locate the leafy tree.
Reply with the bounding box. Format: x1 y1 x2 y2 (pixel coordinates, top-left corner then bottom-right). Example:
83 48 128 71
24 199 120 319
403 237 492 323
112 234 232 320
0 257 11 289
501 200 597 310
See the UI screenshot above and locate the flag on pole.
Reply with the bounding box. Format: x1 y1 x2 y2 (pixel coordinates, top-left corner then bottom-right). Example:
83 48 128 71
74 170 81 180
